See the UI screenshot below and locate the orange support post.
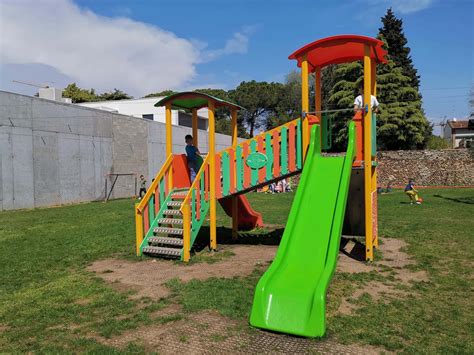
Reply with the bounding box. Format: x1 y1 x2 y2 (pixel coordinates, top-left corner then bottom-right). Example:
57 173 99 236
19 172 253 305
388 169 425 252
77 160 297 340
272 130 281 177
288 123 296 172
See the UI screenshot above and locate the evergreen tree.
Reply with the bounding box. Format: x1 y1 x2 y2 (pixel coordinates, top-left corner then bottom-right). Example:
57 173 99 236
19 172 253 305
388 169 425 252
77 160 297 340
326 61 362 150
379 8 420 88
377 13 431 149
376 52 430 149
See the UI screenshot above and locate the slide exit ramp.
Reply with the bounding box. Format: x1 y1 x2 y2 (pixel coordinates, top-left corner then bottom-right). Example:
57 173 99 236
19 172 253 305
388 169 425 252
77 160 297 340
250 122 356 337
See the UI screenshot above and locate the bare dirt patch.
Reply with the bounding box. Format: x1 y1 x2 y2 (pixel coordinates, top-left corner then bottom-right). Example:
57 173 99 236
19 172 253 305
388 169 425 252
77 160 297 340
95 310 385 354
336 238 428 315
88 245 277 300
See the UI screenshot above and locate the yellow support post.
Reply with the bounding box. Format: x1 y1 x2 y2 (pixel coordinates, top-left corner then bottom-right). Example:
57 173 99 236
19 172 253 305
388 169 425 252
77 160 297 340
192 108 198 148
231 108 238 240
231 108 238 147
315 66 322 123
363 45 374 261
371 58 379 249
371 59 377 96
182 203 191 262
165 103 173 191
208 101 217 250
135 204 143 256
301 55 309 161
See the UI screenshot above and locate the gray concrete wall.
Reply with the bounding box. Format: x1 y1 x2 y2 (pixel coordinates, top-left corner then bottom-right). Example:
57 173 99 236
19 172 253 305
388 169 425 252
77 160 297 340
0 91 238 211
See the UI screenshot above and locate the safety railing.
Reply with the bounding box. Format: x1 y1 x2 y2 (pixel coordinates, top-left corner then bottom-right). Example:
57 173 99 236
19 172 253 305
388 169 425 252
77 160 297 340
135 154 173 255
215 118 303 198
180 154 211 261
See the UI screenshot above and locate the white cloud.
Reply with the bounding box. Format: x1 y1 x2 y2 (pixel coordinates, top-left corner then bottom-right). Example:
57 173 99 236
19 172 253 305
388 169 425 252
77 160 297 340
0 0 256 96
200 25 258 62
366 0 434 14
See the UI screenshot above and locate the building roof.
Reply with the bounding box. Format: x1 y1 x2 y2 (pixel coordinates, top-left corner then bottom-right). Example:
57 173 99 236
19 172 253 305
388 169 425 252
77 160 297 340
448 120 469 129
288 35 388 72
154 92 244 111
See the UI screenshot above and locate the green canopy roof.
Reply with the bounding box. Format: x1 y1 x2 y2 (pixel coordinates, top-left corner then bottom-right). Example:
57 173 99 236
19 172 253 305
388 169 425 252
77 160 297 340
154 92 244 111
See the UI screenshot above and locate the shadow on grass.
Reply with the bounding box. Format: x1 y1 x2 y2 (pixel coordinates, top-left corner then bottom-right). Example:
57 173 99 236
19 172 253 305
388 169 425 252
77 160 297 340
433 194 474 204
191 226 285 253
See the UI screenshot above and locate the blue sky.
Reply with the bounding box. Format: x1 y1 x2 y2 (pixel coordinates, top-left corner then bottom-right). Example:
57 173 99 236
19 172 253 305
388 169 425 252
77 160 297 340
1 0 473 133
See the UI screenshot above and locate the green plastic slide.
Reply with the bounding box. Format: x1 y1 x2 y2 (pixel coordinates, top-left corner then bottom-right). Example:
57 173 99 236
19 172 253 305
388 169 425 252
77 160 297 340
250 122 356 337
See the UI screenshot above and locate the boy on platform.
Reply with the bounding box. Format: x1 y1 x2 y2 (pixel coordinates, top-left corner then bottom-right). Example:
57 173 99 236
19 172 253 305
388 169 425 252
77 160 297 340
185 134 200 182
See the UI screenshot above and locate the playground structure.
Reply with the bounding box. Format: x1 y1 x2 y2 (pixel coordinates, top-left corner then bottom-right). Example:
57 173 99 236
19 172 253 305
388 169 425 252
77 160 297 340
134 35 387 337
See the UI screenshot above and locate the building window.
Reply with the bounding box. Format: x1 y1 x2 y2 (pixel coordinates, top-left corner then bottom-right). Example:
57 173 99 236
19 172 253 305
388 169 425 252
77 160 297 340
178 112 208 130
142 114 154 120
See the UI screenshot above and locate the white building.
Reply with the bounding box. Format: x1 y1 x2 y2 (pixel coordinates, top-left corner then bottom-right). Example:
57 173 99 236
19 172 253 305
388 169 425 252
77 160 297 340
443 118 474 148
78 97 209 130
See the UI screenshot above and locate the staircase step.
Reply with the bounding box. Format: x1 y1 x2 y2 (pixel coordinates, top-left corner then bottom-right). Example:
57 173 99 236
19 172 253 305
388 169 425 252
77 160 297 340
154 226 184 235
167 201 182 208
158 218 183 225
142 246 181 258
148 237 184 247
163 209 182 216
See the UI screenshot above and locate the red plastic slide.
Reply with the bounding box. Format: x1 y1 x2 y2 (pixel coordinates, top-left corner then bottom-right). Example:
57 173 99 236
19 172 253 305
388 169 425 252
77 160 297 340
219 195 263 230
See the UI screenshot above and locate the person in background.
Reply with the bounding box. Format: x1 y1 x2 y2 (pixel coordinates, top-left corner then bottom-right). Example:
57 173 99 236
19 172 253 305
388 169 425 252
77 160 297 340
268 182 276 194
354 81 379 113
286 177 293 192
138 175 147 199
185 134 200 182
404 179 422 205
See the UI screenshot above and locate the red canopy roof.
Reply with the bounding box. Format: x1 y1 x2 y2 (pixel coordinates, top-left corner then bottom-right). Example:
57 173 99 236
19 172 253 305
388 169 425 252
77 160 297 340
289 35 388 72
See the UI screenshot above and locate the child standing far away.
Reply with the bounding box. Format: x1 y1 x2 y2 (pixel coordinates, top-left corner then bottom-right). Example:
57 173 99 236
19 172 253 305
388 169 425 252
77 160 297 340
138 175 147 199
354 81 379 113
404 179 422 205
185 134 200 182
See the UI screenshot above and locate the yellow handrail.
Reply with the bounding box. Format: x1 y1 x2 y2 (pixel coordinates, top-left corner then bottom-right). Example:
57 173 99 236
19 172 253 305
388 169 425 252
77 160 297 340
136 154 173 214
179 154 211 213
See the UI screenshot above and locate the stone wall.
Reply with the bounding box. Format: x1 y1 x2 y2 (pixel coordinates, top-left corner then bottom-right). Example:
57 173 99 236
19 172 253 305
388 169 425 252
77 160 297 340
0 91 238 211
377 149 474 186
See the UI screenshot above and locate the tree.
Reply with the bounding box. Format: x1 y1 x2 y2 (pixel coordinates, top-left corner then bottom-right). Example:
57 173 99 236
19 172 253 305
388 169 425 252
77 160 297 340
63 83 132 103
379 8 420 89
321 65 337 109
376 37 430 149
62 83 98 103
425 135 449 150
192 88 246 136
230 81 283 136
326 62 363 150
193 88 232 120
269 71 301 129
143 90 177 98
98 88 132 101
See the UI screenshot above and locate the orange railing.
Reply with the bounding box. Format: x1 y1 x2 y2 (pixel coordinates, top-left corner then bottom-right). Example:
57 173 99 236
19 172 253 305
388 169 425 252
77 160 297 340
214 118 304 198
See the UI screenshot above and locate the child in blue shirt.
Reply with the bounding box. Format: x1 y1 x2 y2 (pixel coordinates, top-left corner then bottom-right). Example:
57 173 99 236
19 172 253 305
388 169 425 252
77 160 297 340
185 135 200 182
404 179 422 205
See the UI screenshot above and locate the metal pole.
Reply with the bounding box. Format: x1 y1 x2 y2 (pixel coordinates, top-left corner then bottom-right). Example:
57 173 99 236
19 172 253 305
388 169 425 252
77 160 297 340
105 176 108 202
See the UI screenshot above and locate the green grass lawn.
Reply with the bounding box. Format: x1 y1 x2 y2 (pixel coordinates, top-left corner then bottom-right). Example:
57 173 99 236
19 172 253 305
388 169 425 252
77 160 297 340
0 189 473 353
